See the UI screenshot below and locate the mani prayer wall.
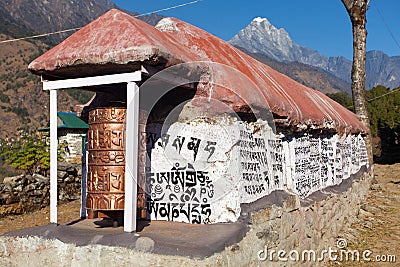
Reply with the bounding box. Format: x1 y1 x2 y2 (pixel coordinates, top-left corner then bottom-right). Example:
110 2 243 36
145 119 369 224
26 9 371 226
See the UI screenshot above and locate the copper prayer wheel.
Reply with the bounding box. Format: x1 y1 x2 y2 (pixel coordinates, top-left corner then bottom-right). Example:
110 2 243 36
86 107 148 219
86 107 126 213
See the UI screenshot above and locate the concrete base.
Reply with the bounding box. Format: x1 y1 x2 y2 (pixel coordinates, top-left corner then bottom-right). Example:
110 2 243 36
3 219 247 259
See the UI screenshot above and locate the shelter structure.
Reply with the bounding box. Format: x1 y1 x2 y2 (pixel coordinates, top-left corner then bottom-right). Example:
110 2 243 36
28 9 369 232
39 112 88 163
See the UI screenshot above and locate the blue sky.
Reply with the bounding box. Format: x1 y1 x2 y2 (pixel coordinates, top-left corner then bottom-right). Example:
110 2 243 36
113 0 400 60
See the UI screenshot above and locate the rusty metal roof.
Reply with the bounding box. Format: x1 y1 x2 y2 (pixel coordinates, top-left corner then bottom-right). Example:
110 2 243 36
28 9 368 134
28 9 195 77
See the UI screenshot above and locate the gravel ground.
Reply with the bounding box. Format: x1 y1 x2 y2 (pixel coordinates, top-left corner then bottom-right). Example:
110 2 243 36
337 163 400 266
0 199 81 235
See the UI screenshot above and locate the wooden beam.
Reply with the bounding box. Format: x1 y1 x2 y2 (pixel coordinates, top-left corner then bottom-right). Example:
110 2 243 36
141 65 195 89
124 81 139 232
42 71 141 90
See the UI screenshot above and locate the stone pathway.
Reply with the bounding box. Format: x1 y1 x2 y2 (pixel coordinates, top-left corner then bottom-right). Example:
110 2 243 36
334 164 400 266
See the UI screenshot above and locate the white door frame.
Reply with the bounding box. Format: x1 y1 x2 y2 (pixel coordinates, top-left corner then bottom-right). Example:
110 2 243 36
42 71 141 232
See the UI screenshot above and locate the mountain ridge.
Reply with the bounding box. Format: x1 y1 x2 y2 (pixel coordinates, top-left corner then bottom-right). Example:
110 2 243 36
237 47 350 94
229 17 400 90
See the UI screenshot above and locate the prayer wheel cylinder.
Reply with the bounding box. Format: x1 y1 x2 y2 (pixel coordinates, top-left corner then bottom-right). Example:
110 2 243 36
86 107 148 219
86 108 126 213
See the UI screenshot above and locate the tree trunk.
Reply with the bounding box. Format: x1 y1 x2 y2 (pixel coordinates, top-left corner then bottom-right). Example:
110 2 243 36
341 0 373 164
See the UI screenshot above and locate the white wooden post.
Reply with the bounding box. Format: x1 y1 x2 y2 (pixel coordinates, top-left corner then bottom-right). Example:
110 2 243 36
124 82 139 232
49 89 58 224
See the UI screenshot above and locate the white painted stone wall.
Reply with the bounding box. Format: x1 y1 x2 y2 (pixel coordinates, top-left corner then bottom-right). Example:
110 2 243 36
59 133 85 164
145 118 369 224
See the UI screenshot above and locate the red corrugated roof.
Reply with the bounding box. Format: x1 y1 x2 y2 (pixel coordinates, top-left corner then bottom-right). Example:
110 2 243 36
155 18 367 133
28 9 195 72
28 9 368 134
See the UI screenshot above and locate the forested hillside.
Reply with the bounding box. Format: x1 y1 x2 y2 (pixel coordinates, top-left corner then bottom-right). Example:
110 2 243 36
327 85 400 163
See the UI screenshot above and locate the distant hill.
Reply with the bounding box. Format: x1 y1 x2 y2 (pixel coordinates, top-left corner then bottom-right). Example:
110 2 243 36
0 33 78 138
0 0 164 46
0 0 163 139
230 17 400 90
239 48 350 94
0 0 116 45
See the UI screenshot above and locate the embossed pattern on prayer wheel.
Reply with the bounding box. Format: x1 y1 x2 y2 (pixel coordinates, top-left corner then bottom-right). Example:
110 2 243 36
137 110 148 218
86 108 126 211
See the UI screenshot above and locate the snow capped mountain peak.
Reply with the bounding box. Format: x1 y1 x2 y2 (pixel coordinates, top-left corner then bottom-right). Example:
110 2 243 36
252 17 268 23
228 18 400 90
229 17 300 62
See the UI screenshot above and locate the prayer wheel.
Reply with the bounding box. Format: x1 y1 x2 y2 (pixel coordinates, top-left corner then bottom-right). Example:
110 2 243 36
86 107 148 219
86 107 126 214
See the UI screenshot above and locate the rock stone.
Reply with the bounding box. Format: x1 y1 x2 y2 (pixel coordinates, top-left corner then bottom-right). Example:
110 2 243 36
25 184 36 192
0 162 81 217
66 166 77 176
283 194 300 212
5 195 19 205
2 183 13 192
57 162 70 171
27 190 42 197
32 173 49 183
360 204 380 215
64 175 75 183
135 237 155 252
269 205 283 220
358 208 373 220
2 175 24 185
13 185 23 192
0 193 12 202
57 170 68 179
370 183 382 191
